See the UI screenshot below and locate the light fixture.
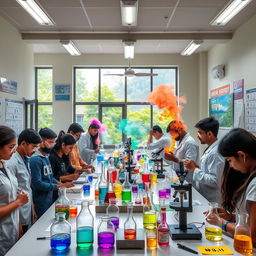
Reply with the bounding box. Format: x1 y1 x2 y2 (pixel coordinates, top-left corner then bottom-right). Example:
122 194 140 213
210 0 253 26
123 40 135 59
60 40 81 56
181 40 203 56
16 0 54 26
120 0 138 26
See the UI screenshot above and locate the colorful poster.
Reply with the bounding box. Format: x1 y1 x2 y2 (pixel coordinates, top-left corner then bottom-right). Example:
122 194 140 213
245 88 256 133
233 79 244 128
54 84 70 101
0 77 17 95
209 84 233 128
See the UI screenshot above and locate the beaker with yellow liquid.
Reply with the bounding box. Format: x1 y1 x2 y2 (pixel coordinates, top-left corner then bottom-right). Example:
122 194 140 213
205 202 223 242
234 213 252 256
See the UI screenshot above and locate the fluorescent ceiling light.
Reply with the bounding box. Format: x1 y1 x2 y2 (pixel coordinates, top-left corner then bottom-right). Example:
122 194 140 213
181 40 203 56
60 40 81 56
16 0 54 26
211 0 253 26
120 0 138 26
123 40 135 59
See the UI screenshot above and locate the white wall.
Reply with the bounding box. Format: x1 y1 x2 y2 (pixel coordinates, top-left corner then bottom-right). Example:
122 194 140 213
0 16 34 100
35 52 208 138
208 14 256 138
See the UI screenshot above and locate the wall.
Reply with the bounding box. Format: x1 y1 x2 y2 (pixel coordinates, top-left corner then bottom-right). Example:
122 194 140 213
0 16 34 100
208 14 256 138
35 52 207 139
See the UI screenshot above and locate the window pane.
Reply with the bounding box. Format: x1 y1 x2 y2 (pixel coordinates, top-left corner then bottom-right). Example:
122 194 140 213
101 69 125 102
152 106 171 131
102 106 123 145
37 68 52 102
153 68 176 89
75 69 99 102
127 69 150 102
75 105 98 129
38 105 53 129
127 105 150 144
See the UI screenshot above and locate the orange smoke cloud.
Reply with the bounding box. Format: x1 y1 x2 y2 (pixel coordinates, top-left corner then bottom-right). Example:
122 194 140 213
148 85 187 152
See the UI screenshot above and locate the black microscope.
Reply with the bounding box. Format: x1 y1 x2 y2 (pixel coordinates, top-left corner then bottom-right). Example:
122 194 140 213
150 148 166 178
169 161 202 240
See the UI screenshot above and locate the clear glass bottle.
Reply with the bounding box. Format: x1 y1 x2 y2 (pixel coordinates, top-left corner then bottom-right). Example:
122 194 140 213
107 158 117 184
157 207 169 246
99 161 108 204
50 212 71 252
76 201 94 248
124 202 137 240
143 191 157 229
55 187 70 220
234 212 253 256
205 202 223 241
146 228 157 249
106 198 120 231
94 176 100 200
97 216 115 249
122 171 132 203
105 178 116 204
113 172 122 201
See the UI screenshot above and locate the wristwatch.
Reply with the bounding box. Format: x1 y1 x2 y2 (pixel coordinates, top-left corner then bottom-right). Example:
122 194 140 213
222 220 230 232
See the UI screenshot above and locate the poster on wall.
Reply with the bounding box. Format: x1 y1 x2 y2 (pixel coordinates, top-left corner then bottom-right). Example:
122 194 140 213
0 77 17 95
209 84 233 128
233 79 245 128
245 88 256 133
54 84 70 101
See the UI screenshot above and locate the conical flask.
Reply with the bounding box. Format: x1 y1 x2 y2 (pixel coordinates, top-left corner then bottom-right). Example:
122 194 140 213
124 202 136 240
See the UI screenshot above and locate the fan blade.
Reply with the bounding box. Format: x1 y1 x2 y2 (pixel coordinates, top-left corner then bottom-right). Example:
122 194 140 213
135 73 158 77
104 74 124 76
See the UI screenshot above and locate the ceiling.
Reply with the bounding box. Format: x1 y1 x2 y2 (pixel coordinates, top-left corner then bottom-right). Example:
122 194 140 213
0 0 256 55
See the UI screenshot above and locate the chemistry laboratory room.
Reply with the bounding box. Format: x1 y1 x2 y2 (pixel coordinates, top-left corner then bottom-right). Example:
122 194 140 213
1 0 256 255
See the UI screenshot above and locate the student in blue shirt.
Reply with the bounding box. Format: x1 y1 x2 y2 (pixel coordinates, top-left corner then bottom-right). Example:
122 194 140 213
7 128 41 233
30 128 73 218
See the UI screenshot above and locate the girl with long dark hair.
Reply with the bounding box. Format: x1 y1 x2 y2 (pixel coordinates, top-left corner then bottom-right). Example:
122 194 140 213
206 128 256 247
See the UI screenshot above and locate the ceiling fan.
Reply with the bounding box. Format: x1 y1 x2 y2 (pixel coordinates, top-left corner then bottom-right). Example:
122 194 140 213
104 59 158 77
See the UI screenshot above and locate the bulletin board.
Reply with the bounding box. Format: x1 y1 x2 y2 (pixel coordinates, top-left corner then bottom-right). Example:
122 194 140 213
0 97 24 134
245 88 256 133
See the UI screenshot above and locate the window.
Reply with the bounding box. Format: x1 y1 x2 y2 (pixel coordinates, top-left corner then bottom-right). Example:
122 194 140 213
35 67 53 129
74 67 177 145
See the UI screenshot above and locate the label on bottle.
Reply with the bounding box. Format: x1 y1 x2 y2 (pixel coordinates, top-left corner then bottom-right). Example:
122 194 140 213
158 231 169 243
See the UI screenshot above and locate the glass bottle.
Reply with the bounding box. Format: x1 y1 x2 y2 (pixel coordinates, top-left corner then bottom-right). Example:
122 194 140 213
143 182 150 205
142 162 150 183
55 188 70 220
69 199 78 218
146 228 157 249
94 176 100 200
157 207 169 246
122 171 132 203
105 175 116 204
76 201 94 248
234 212 253 256
50 212 71 252
113 172 122 201
205 202 223 241
97 216 115 249
99 161 108 204
107 158 117 184
106 198 120 231
143 191 157 229
124 202 137 240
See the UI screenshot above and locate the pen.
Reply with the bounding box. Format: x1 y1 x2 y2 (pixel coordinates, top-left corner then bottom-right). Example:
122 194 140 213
177 243 198 254
36 237 50 240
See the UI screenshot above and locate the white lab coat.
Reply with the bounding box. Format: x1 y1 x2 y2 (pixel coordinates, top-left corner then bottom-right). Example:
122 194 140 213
0 161 19 256
171 133 199 184
6 152 32 226
147 134 171 159
78 132 96 164
193 140 225 203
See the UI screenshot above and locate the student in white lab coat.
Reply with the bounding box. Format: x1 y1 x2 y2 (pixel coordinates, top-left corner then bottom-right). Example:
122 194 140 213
184 117 225 203
6 128 41 233
147 125 171 159
0 126 29 256
164 120 199 184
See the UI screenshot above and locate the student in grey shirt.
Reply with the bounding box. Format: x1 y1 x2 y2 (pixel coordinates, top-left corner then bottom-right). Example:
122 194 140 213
205 128 256 248
6 128 41 233
184 117 225 203
164 120 199 184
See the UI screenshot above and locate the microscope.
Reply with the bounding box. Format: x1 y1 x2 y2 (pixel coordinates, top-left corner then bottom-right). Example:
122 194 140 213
169 161 202 240
150 148 166 178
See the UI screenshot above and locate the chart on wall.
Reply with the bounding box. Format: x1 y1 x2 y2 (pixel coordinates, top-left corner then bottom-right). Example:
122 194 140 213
209 84 233 128
5 99 23 134
233 79 245 128
245 88 256 133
